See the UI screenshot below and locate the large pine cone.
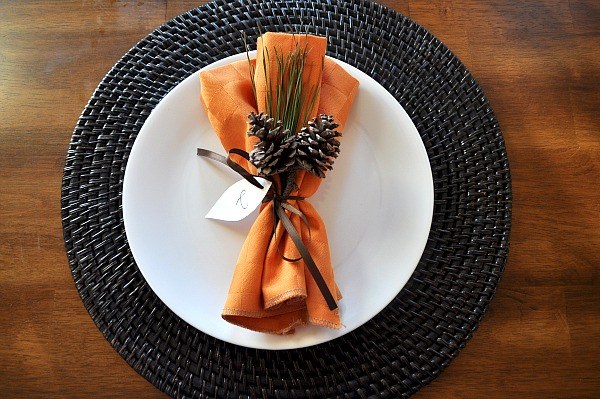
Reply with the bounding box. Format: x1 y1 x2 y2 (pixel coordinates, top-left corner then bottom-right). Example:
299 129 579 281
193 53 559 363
295 114 341 178
247 112 296 176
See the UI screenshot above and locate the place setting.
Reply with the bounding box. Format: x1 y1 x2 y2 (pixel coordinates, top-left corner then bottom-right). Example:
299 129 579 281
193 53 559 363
62 0 511 397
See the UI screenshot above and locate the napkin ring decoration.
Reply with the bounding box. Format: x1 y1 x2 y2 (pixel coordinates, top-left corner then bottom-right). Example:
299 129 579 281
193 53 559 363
198 111 342 311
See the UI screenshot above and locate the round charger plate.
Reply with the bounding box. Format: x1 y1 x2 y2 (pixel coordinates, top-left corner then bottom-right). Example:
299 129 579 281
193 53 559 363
62 0 511 397
122 53 434 350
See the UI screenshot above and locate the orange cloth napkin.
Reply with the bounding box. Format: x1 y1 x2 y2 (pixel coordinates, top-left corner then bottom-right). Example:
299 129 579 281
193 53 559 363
200 32 359 334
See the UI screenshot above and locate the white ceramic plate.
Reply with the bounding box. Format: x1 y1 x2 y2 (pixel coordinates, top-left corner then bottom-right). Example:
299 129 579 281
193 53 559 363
123 53 433 350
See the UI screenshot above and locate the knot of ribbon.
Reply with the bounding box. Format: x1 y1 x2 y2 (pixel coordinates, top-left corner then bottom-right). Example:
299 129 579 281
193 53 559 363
197 148 338 311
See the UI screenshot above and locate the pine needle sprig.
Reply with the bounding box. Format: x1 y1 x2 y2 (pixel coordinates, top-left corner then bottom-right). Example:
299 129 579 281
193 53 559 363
245 33 323 137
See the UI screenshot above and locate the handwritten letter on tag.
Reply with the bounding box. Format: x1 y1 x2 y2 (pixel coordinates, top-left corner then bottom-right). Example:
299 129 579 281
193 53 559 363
205 178 272 222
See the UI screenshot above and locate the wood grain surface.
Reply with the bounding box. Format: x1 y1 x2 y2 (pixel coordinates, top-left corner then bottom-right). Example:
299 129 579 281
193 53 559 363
0 1 598 398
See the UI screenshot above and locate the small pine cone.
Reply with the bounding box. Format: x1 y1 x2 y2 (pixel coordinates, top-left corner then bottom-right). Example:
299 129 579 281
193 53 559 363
247 112 287 142
247 112 296 176
250 137 297 176
295 114 341 178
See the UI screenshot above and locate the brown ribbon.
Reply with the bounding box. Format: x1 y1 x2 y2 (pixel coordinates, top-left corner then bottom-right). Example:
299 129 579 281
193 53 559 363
197 148 338 311
196 148 263 189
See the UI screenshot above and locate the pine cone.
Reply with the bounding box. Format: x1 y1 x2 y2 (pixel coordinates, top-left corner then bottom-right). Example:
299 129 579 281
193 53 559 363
295 114 341 178
247 112 287 141
247 112 296 176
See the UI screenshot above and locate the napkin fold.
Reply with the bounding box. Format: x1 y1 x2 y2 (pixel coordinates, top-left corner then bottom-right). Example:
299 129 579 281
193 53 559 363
200 32 359 334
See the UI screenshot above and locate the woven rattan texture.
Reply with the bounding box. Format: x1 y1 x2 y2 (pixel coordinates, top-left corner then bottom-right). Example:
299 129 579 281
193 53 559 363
61 0 511 397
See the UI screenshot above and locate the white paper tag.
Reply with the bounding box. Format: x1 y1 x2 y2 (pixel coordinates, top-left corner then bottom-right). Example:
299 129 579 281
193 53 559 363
205 177 272 222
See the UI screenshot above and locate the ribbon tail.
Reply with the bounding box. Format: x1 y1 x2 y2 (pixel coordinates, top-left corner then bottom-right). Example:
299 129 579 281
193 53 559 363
275 205 338 311
197 148 264 189
280 201 311 237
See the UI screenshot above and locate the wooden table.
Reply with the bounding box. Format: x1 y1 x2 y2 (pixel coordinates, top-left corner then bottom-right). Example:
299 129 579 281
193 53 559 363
1 1 598 397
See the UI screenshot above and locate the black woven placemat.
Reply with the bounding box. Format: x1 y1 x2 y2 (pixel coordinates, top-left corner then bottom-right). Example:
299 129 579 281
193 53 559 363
61 0 511 397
